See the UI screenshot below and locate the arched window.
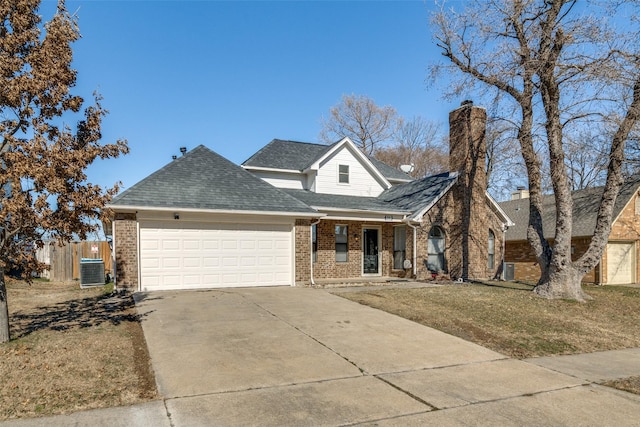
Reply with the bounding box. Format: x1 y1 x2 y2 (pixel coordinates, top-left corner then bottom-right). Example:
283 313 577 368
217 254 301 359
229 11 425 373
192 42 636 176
488 229 496 270
427 226 445 272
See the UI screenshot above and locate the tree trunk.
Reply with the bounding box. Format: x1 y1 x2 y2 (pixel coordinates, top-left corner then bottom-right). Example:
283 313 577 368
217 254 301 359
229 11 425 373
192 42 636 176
0 268 10 343
534 265 591 302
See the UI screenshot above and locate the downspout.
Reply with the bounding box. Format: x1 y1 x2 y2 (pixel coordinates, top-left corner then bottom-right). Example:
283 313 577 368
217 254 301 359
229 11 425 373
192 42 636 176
309 218 321 286
403 217 418 278
112 221 117 292
501 223 508 281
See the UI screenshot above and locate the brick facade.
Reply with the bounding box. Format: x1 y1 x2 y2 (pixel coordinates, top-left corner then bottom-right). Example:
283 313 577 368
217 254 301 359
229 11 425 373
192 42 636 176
307 220 410 282
295 219 312 285
296 103 505 283
113 212 138 290
505 192 640 284
415 191 505 281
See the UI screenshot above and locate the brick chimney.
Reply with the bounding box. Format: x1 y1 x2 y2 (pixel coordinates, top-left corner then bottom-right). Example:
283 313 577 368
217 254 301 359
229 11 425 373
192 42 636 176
448 101 489 280
449 100 487 188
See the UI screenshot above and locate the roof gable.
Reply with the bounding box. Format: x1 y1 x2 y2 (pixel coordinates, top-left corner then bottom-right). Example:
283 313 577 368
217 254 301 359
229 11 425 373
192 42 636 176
380 172 458 220
242 138 411 183
110 145 317 215
499 176 640 241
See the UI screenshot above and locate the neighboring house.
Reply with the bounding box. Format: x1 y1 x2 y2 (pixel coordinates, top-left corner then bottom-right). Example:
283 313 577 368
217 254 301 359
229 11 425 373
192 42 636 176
109 102 513 291
499 176 640 285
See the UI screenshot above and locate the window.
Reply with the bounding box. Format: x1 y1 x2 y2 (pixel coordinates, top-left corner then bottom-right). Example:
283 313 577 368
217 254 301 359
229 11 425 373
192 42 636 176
488 229 495 270
338 164 349 184
312 224 318 263
427 226 445 272
393 226 407 269
335 225 348 262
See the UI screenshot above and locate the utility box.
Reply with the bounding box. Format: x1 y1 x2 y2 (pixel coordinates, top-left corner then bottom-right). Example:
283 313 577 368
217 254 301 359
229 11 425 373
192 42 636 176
505 263 515 281
80 258 105 288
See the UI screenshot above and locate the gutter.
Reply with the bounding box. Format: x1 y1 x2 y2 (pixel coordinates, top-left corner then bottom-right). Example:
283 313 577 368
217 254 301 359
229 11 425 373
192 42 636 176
106 205 322 219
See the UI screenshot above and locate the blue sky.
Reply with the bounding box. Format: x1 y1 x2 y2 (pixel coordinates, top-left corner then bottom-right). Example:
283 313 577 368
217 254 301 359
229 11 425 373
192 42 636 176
40 0 463 192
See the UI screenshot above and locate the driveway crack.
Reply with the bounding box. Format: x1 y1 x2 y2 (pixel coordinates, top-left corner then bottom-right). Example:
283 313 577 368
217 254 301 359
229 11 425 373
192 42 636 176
246 298 368 376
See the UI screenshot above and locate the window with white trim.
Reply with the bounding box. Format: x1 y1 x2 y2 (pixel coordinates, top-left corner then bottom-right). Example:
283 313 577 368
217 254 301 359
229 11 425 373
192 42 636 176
488 229 495 270
338 164 349 184
427 226 445 272
335 225 348 262
393 226 406 270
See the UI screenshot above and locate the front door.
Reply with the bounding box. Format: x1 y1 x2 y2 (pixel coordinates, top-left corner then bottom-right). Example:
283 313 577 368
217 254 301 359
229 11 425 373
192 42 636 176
363 228 379 274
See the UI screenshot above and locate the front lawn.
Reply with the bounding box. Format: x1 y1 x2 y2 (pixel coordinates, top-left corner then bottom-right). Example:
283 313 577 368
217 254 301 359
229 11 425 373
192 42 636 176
0 279 157 421
334 282 640 358
335 282 640 394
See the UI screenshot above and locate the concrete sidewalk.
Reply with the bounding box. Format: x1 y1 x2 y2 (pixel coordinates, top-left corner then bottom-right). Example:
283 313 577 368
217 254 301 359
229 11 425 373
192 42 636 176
3 286 640 426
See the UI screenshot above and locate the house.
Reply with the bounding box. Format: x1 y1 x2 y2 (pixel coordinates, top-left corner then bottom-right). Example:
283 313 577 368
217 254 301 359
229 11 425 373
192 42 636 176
109 102 513 291
499 176 640 285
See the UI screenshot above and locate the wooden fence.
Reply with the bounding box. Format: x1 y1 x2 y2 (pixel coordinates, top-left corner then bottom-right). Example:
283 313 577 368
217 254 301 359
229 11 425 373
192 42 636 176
36 241 113 282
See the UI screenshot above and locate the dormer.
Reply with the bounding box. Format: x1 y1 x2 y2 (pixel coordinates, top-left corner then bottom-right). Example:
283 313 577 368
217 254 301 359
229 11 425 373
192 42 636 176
242 138 412 197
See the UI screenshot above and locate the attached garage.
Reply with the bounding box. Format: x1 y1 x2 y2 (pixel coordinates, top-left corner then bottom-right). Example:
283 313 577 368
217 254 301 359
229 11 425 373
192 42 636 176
139 220 294 291
607 242 636 285
109 145 319 291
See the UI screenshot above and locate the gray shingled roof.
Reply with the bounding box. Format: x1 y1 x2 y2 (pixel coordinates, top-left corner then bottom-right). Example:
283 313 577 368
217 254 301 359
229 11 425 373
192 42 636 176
242 139 412 181
379 172 459 214
499 176 640 241
110 145 318 214
242 139 334 171
367 155 413 182
283 189 409 214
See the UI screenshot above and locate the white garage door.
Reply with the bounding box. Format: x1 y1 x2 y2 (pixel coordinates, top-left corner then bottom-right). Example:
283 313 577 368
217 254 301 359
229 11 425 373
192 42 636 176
607 242 635 285
139 221 293 291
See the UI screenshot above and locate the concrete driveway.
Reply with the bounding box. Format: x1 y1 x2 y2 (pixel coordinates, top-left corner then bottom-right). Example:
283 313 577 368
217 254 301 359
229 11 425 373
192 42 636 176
131 286 640 426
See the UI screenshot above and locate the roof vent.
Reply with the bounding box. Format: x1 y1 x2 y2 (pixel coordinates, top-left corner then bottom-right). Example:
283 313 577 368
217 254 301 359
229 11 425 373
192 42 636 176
180 147 187 155
461 100 473 106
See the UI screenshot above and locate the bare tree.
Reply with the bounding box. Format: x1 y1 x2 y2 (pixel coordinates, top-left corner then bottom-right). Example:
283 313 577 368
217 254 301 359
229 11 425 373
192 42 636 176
375 116 448 178
319 94 398 154
485 117 528 200
432 0 640 301
564 131 608 190
0 0 128 342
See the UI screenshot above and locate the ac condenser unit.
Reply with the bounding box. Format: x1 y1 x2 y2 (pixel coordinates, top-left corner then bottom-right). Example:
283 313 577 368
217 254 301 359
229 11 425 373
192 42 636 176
80 259 105 288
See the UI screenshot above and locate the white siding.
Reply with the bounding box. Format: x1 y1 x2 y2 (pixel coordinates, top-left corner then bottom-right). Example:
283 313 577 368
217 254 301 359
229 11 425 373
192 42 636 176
315 146 385 196
251 171 306 190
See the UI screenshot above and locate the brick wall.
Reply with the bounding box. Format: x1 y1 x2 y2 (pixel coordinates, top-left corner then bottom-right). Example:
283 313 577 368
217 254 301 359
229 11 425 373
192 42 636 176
114 212 138 290
295 219 311 285
307 220 409 281
505 238 599 284
505 193 640 284
415 190 505 281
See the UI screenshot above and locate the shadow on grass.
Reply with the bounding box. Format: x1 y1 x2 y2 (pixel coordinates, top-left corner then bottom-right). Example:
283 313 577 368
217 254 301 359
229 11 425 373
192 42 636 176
469 279 536 291
9 291 152 340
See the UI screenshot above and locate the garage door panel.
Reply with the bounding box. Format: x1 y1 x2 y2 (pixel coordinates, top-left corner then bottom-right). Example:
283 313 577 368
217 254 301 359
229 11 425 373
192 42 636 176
139 221 293 291
162 240 180 250
607 243 635 285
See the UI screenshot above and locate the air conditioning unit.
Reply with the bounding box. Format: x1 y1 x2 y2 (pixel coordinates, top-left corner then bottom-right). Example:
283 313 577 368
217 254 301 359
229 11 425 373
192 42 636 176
505 263 515 281
80 258 105 288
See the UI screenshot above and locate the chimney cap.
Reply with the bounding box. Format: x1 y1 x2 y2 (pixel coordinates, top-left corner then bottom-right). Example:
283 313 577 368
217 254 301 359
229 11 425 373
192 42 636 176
516 186 526 190
461 100 473 106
